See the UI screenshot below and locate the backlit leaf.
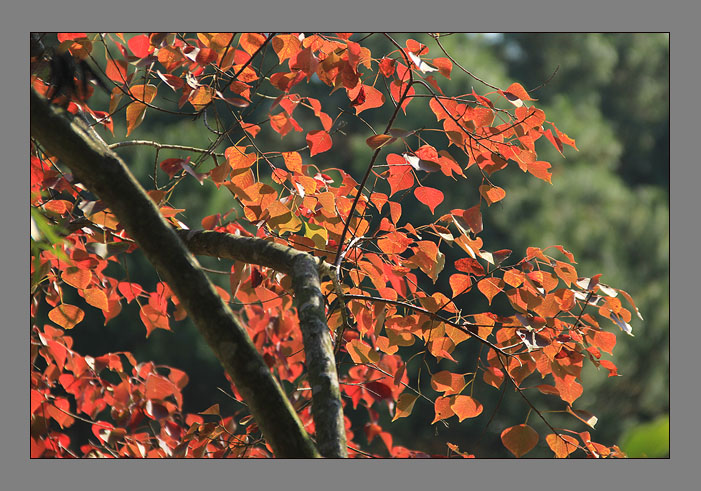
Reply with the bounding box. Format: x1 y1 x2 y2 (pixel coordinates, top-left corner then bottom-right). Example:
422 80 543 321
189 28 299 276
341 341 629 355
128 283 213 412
346 339 380 365
451 395 483 421
414 187 444 214
49 304 84 329
546 433 579 458
527 161 552 183
479 184 506 206
449 273 472 298
307 130 332 156
392 393 419 422
431 396 454 424
477 277 505 305
62 267 91 290
140 304 170 337
501 424 539 457
430 370 465 395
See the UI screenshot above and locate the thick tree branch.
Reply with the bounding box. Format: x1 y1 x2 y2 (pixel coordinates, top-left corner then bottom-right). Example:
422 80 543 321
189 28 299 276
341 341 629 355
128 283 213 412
177 230 347 458
30 88 321 458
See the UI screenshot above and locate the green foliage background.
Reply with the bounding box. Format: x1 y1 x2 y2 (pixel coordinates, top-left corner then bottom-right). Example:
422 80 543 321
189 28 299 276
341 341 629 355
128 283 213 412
52 33 668 457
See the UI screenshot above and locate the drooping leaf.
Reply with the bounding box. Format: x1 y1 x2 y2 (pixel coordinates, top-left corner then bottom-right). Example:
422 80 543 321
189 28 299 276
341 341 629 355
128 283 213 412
477 277 505 305
430 370 465 395
479 184 506 206
414 187 444 214
306 130 332 156
546 433 579 458
501 424 539 457
451 395 483 421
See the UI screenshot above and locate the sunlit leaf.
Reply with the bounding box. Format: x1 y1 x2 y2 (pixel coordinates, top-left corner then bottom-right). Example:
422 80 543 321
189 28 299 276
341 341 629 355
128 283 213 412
414 187 444 214
477 277 505 305
48 304 84 329
546 433 579 458
451 395 483 421
501 424 539 457
307 130 332 156
479 184 506 206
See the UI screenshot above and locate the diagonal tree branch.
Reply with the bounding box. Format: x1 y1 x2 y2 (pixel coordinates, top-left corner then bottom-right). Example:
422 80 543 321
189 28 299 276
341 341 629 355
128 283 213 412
176 230 346 458
30 88 334 458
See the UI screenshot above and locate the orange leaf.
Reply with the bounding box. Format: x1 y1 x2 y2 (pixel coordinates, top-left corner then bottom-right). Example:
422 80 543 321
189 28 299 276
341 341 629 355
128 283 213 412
392 393 419 421
48 304 85 329
140 304 170 337
272 34 301 63
282 151 303 173
226 146 257 170
83 286 109 311
449 273 472 298
62 266 91 290
546 433 579 458
414 187 444 214
451 395 483 421
144 373 178 402
430 370 465 395
239 33 266 55
128 34 151 58
366 134 395 150
432 396 455 424
479 184 506 206
527 161 552 183
477 277 505 305
105 59 128 83
307 130 332 156
432 57 452 78
501 424 539 457
349 84 385 115
554 261 578 287
189 86 214 111
346 339 380 365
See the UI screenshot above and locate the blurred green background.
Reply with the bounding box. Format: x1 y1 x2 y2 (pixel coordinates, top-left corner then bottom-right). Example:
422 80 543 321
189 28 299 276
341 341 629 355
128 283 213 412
43 33 669 457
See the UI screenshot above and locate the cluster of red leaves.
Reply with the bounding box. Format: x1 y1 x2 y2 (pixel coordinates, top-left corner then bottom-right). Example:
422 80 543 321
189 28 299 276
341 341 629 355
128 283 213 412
30 33 639 458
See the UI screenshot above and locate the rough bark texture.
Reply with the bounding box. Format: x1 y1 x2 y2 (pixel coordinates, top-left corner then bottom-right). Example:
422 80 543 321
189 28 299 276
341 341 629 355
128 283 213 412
178 230 347 457
30 88 321 458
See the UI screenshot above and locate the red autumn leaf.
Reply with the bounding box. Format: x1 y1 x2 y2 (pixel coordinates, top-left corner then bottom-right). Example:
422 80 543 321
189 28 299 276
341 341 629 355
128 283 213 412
462 205 483 234
128 34 151 58
118 282 143 303
105 59 128 83
139 304 170 337
306 130 332 156
349 84 385 115
432 57 452 78
414 187 444 214
455 257 485 276
501 424 539 457
379 57 396 77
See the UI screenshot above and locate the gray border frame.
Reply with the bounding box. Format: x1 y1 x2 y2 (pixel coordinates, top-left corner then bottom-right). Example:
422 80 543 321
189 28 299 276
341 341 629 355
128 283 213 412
8 1 688 490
